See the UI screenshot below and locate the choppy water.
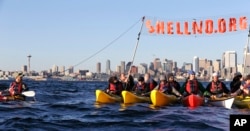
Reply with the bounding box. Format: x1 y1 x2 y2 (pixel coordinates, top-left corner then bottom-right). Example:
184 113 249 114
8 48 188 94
0 80 249 131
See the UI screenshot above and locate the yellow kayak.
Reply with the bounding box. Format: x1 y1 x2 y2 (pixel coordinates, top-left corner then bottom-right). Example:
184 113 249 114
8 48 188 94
150 90 178 106
95 89 122 103
233 96 250 109
122 91 150 104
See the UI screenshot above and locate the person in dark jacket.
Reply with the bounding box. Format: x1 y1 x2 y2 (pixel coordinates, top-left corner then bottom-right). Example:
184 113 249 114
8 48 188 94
133 76 150 96
119 73 134 91
230 72 243 94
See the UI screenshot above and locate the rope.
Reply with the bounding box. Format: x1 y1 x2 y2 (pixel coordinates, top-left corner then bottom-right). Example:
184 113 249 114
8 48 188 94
63 18 142 73
128 16 145 75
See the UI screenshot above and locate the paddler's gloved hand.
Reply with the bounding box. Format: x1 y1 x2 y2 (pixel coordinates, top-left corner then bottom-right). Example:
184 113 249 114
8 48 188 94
203 91 211 98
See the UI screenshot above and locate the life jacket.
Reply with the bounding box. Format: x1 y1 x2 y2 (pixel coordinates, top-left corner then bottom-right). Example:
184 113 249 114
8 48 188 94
185 80 199 94
136 83 146 91
149 80 157 91
210 81 223 94
166 81 179 91
159 83 172 93
109 82 123 93
9 82 23 96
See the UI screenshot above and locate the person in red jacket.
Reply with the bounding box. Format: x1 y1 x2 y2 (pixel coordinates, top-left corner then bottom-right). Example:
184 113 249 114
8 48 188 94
144 73 157 91
106 76 123 96
180 70 205 96
0 72 28 101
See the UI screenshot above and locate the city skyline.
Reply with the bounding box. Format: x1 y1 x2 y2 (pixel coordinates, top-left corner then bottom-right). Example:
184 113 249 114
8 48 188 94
0 0 250 72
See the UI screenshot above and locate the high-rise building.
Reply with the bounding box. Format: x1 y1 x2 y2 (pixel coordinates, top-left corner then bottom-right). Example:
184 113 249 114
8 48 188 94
121 61 125 74
106 59 111 75
59 66 65 75
223 51 237 68
22 65 28 73
116 65 121 73
125 61 132 74
96 62 101 73
154 58 161 70
199 58 207 71
138 63 147 74
243 27 250 75
213 59 221 72
184 63 193 71
52 64 58 74
162 59 174 73
193 56 199 73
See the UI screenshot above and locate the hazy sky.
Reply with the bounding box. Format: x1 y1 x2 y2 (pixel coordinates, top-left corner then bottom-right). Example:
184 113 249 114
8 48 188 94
0 0 250 72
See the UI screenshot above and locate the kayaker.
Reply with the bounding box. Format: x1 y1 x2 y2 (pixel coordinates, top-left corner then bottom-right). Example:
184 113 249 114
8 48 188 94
106 76 123 96
204 72 230 99
231 74 250 96
0 72 28 101
230 72 243 94
166 73 181 92
180 70 206 97
144 73 158 91
119 73 134 91
157 75 182 97
133 76 150 96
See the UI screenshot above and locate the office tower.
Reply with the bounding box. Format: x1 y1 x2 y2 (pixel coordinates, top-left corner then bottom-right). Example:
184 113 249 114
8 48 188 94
96 62 101 74
106 59 111 75
193 56 199 73
154 58 161 70
125 61 132 74
223 51 237 68
121 61 125 74
138 63 148 74
22 65 28 73
213 59 221 72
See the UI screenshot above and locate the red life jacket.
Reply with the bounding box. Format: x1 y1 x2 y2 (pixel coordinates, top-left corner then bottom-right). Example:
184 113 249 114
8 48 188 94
210 81 223 93
9 82 23 95
185 80 199 94
109 83 123 93
149 79 157 91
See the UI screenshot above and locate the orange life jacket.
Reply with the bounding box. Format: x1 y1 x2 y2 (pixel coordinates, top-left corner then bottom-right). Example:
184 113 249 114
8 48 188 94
185 80 199 94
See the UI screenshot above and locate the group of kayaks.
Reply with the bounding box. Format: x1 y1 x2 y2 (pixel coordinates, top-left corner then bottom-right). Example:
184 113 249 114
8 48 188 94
96 89 249 109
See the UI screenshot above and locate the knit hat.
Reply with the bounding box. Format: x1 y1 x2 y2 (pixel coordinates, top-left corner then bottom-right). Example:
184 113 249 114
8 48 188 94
212 72 218 77
188 70 195 75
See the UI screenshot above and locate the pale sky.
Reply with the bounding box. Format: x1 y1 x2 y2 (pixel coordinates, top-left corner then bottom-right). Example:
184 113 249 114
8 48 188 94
0 0 250 72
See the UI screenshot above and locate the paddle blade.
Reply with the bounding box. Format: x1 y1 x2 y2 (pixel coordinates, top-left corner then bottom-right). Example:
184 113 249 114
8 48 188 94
22 91 35 97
